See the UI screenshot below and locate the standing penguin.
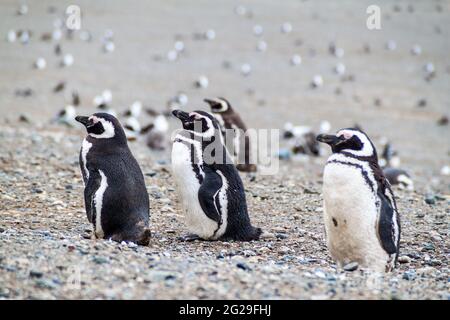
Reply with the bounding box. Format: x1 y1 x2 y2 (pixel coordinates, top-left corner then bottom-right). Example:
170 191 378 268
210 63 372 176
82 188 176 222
204 97 257 172
171 109 261 241
316 128 400 272
75 113 151 245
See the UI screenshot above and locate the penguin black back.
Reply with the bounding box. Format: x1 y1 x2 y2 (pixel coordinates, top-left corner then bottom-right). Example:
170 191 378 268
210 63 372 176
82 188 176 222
76 113 150 245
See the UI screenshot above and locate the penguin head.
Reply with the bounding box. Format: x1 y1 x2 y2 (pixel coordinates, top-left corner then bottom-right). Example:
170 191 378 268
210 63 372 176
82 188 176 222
203 97 232 113
172 109 220 138
75 113 126 142
317 128 377 158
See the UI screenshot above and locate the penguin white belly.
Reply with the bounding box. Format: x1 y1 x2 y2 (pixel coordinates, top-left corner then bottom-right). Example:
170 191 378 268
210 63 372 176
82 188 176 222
94 170 108 239
171 141 218 239
81 138 92 182
323 163 388 271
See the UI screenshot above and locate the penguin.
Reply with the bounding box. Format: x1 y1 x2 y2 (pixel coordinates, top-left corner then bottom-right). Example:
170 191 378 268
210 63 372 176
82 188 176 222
75 113 151 245
204 97 257 172
283 123 321 157
383 167 414 191
316 128 401 272
141 108 169 150
379 141 401 168
171 109 262 241
54 105 77 127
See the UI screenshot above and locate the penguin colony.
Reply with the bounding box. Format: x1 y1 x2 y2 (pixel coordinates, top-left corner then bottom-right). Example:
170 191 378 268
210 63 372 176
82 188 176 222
75 99 402 273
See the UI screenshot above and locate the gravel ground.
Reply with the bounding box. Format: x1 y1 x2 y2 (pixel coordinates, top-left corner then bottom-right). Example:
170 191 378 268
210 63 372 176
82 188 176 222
0 1 449 299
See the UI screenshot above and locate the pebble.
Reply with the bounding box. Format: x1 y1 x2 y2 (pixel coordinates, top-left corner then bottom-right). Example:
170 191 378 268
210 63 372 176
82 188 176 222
35 279 58 289
424 194 436 205
93 256 109 264
29 270 44 278
236 262 251 271
402 270 416 281
343 262 358 272
398 256 411 264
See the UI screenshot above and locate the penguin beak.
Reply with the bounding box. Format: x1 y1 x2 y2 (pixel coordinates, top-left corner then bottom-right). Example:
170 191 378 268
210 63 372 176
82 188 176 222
316 134 345 146
75 116 93 127
172 110 189 122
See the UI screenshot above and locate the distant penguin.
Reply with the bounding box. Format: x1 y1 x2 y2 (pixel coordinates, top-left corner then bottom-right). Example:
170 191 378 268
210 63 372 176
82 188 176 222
383 167 414 191
141 108 169 150
317 128 401 272
379 142 401 168
75 113 151 245
283 123 321 157
204 97 257 172
54 105 77 127
171 109 262 241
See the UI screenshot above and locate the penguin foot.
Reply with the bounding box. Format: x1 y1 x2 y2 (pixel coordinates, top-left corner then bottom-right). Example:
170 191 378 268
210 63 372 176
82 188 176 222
177 233 202 242
236 164 257 172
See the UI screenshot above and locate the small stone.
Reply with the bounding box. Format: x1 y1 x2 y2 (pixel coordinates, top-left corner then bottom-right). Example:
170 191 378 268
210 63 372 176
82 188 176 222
343 262 359 272
402 270 416 281
422 243 435 251
35 279 57 289
29 270 43 278
275 233 288 240
145 170 156 177
398 256 411 264
93 256 109 264
424 194 436 205
236 262 251 271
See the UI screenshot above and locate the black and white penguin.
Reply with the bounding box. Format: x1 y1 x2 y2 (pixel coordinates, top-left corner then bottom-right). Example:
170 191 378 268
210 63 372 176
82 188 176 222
75 113 151 245
383 167 414 191
316 128 401 272
171 109 262 241
204 97 257 172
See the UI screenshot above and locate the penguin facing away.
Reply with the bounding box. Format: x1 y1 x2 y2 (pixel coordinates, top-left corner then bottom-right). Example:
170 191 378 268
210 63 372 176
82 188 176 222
171 109 262 241
316 128 400 272
204 97 257 172
75 113 151 245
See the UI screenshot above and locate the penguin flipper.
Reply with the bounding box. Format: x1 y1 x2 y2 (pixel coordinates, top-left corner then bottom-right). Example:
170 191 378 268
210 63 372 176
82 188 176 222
198 166 222 224
84 170 102 223
377 191 398 255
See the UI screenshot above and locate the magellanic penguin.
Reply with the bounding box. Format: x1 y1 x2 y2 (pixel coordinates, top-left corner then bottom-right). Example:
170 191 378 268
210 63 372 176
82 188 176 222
75 113 151 245
204 98 257 172
171 110 262 241
383 167 414 191
316 128 401 272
